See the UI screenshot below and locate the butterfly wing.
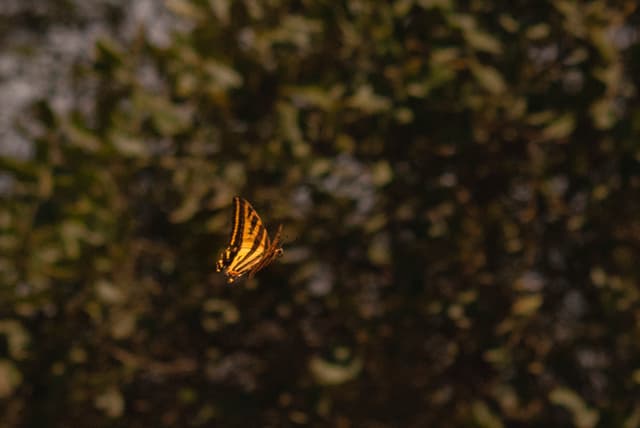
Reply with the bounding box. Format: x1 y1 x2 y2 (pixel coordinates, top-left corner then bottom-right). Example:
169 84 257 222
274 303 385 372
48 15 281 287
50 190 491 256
216 197 275 283
216 196 244 273
248 224 284 278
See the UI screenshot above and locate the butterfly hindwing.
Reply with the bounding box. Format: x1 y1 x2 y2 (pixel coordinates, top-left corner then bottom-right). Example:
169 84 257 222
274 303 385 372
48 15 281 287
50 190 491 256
216 197 283 283
248 224 283 278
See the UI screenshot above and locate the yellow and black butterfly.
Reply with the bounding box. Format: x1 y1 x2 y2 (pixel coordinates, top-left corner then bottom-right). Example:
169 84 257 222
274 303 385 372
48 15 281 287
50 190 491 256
216 197 283 283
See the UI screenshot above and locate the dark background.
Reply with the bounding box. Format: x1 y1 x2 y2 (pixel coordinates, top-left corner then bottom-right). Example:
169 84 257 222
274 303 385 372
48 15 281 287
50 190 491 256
2 1 640 427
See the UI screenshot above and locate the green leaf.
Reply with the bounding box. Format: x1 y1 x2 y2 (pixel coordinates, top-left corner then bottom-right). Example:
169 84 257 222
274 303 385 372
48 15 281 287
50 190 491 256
346 85 392 114
95 387 125 418
590 98 617 130
417 0 453 10
165 0 206 21
0 321 30 360
203 59 244 90
371 161 393 186
0 360 23 398
549 388 599 428
62 119 101 152
466 31 503 54
94 38 125 70
526 23 550 40
309 349 363 386
472 401 504 428
511 294 543 316
471 63 507 94
109 131 148 157
541 114 575 140
284 85 343 111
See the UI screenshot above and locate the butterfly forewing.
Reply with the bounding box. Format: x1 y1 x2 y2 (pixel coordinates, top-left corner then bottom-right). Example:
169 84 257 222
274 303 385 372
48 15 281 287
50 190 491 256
228 196 243 249
216 197 283 283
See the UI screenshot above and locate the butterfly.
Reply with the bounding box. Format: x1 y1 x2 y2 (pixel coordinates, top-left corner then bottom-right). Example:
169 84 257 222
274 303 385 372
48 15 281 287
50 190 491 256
216 197 284 283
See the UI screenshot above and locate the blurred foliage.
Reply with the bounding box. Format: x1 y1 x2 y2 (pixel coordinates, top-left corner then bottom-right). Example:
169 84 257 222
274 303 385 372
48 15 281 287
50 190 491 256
2 0 640 426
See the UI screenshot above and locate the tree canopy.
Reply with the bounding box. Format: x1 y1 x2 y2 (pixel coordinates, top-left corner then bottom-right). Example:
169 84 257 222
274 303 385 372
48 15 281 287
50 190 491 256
2 1 640 427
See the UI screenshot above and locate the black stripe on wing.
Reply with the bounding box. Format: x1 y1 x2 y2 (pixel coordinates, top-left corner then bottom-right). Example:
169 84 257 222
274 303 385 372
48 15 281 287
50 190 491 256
229 197 245 249
247 212 260 237
248 224 283 277
231 225 267 273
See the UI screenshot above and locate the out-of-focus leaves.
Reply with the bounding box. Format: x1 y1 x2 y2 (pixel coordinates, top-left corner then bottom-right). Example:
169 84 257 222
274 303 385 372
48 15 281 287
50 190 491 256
165 0 206 21
284 85 344 111
549 387 599 428
309 347 362 386
449 14 503 54
511 294 543 316
371 161 393 187
61 119 101 152
526 23 550 40
109 131 148 157
590 98 617 130
471 63 507 94
209 0 231 25
472 401 505 428
541 113 576 141
95 280 125 304
277 101 304 146
202 299 240 332
94 38 125 70
94 387 125 418
346 85 392 114
624 408 640 428
0 360 22 398
416 0 453 10
203 59 243 91
110 311 137 339
0 321 29 360
133 92 192 136
368 232 391 266
2 0 640 426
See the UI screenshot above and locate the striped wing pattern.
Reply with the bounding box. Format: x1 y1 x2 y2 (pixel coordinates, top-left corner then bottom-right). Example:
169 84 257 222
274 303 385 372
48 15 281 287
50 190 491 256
216 197 283 283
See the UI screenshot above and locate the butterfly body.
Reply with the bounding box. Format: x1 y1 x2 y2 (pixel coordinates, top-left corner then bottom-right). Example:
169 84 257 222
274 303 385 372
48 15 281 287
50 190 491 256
216 197 283 283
